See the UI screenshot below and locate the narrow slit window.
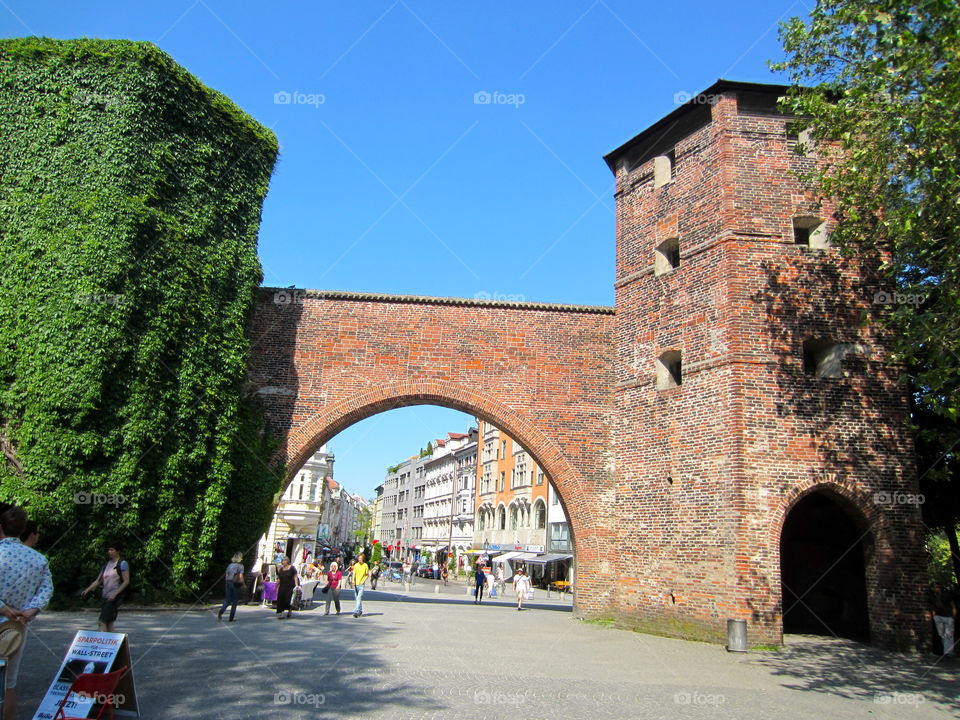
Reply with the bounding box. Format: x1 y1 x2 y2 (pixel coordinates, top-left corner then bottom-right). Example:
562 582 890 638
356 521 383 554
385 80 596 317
655 237 681 275
656 350 683 390
653 149 675 188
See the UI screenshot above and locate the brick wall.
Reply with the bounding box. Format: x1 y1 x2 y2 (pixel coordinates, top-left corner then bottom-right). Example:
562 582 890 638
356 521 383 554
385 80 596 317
248 292 618 613
247 82 927 649
609 86 926 648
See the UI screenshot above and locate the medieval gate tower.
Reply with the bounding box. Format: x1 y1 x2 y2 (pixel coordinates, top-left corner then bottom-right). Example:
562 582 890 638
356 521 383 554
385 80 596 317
252 80 927 649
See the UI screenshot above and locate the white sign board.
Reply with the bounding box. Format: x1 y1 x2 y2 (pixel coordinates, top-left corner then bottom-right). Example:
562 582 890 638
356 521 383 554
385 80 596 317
32 631 139 719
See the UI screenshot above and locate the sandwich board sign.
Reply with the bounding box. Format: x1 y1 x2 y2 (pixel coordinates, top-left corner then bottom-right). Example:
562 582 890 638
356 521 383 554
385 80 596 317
32 631 139 719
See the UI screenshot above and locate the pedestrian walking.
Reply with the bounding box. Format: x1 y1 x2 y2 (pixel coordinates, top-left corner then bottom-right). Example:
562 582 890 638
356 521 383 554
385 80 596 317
370 563 380 590
323 561 343 615
495 564 505 596
0 505 54 720
81 542 130 632
441 566 448 586
218 552 245 622
929 582 957 657
275 556 300 619
352 553 369 617
473 563 486 604
514 567 531 611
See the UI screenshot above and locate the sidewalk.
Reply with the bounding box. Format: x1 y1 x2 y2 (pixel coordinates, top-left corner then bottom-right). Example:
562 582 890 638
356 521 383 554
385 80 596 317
15 586 958 719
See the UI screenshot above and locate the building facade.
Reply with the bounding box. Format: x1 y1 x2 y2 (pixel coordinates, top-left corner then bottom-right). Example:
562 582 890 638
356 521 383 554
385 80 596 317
474 419 549 574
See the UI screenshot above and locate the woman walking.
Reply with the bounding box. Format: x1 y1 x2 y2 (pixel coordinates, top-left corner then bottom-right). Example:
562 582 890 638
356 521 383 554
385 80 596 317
275 556 300 619
218 552 244 622
81 542 130 632
513 567 531 611
324 561 343 616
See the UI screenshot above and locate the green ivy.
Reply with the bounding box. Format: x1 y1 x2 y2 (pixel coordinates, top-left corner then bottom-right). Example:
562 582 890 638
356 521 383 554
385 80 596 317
0 37 281 603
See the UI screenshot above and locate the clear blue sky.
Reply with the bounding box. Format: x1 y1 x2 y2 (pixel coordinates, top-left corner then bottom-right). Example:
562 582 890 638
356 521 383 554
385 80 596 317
3 0 806 500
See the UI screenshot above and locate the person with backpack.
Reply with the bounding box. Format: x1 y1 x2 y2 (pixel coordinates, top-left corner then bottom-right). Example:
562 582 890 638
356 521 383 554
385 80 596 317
218 552 245 622
81 542 130 632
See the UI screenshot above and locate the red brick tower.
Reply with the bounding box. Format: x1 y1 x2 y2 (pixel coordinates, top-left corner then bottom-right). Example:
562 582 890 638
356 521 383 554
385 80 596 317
605 80 927 649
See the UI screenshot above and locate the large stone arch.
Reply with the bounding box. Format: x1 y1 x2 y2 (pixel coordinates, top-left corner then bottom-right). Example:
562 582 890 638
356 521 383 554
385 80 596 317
248 290 618 615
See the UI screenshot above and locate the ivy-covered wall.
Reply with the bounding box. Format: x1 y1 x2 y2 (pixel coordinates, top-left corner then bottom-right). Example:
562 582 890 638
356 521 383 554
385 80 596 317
0 37 282 601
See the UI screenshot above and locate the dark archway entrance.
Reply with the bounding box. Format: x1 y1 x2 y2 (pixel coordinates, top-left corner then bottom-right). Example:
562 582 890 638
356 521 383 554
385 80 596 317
780 490 871 640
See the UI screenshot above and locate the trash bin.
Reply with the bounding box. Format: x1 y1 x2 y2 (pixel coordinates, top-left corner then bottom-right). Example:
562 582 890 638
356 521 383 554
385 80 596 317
726 619 748 653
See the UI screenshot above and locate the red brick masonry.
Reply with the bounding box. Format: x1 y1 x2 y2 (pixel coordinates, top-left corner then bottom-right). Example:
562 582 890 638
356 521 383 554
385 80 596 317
248 81 927 650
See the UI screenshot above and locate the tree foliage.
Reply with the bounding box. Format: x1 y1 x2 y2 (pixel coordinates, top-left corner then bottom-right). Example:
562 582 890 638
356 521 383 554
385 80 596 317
0 38 282 601
774 0 960 580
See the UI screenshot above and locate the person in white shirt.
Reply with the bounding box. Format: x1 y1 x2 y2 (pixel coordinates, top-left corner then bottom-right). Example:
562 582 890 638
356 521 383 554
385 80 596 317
513 567 531 611
0 505 54 720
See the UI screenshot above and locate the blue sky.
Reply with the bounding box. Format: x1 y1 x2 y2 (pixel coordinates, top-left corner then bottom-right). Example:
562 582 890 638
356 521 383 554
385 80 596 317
3 0 808 500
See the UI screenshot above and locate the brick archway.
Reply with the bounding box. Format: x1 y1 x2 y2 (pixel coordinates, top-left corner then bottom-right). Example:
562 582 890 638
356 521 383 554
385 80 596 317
248 290 618 615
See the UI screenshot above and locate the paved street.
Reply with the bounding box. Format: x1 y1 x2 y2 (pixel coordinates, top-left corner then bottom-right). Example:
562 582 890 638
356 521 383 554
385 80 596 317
17 579 958 719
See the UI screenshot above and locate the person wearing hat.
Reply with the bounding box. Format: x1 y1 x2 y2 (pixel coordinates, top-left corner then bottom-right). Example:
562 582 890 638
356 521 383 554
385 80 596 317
0 505 54 720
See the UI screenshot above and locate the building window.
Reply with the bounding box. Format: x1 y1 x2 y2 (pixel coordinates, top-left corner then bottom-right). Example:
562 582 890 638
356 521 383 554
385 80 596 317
802 338 866 378
498 506 506 530
478 511 486 531
500 472 505 492
654 237 681 276
792 216 829 249
535 502 546 530
510 505 518 531
538 471 545 486
653 149 675 189
656 350 683 390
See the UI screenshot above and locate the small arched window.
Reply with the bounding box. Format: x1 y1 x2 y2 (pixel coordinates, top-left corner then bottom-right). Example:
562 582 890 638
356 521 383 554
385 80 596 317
510 505 519 531
498 506 506 530
535 501 546 530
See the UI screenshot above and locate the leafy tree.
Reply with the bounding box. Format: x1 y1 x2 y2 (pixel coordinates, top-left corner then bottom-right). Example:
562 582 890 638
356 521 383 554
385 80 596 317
774 0 960 583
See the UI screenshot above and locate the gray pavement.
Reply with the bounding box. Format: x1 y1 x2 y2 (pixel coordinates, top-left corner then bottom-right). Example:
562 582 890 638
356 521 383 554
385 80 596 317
16 579 959 719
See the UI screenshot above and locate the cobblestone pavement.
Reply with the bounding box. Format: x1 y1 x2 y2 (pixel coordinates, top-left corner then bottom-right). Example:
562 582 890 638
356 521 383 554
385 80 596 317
16 580 959 719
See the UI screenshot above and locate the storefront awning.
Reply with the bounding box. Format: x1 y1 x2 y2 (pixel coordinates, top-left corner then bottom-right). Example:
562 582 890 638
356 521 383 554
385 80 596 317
492 551 524 563
523 553 573 565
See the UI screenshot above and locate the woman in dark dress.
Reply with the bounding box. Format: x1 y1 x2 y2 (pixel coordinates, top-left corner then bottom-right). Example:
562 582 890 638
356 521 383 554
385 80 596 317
275 556 300 619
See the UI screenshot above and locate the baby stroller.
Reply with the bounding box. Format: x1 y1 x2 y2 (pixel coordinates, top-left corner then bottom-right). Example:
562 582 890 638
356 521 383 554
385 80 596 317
390 570 402 583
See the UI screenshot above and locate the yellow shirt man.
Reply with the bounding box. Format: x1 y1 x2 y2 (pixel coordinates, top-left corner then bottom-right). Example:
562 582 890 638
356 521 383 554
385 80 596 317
352 560 369 587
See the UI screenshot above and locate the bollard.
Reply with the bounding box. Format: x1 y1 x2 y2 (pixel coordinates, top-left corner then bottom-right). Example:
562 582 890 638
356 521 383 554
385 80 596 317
726 619 748 653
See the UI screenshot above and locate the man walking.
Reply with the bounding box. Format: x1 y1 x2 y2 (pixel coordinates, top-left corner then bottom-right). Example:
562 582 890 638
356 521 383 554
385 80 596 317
0 505 54 720
352 553 369 618
474 563 486 604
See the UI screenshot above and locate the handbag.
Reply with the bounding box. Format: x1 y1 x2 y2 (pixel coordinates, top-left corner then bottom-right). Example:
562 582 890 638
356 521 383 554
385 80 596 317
321 584 330 594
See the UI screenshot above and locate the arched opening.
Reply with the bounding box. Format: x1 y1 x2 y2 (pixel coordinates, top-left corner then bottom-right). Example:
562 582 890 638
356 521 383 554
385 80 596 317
780 489 871 640
256 385 583 603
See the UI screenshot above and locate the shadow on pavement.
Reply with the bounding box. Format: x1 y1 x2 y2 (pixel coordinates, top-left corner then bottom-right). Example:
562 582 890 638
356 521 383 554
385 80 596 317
361 588 573 613
746 635 959 713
